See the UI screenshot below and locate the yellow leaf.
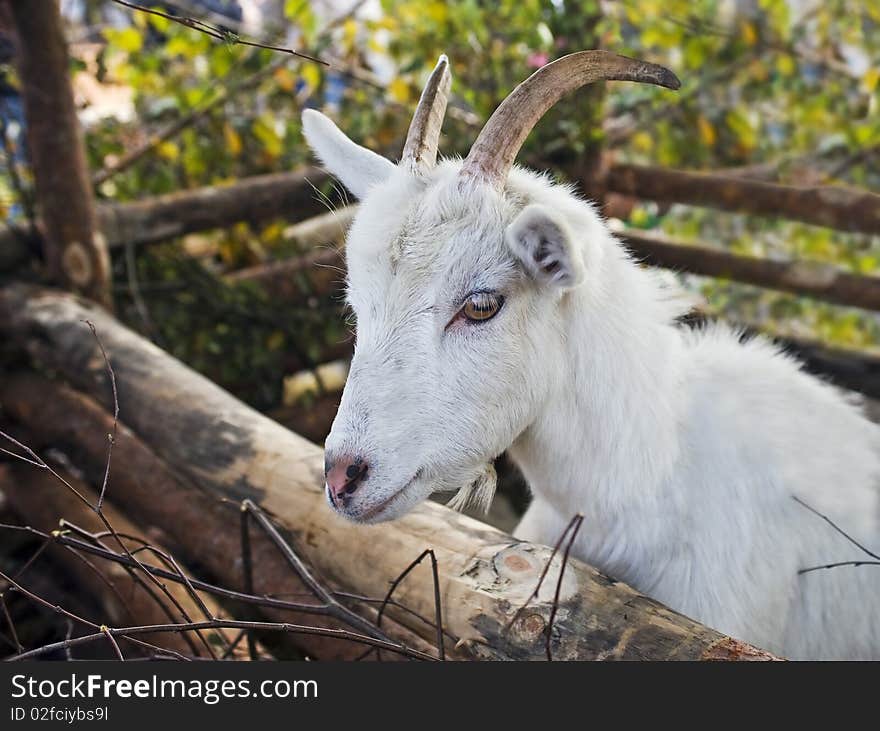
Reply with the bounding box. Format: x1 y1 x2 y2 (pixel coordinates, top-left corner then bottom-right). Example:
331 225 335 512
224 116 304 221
741 21 758 46
630 208 650 227
223 123 242 157
863 68 879 94
157 141 179 161
388 77 410 104
343 18 358 47
273 66 296 93
261 221 285 242
632 131 653 152
697 115 716 146
749 59 768 82
148 14 170 33
103 27 143 53
425 2 448 22
374 17 398 31
776 54 796 77
252 115 283 158
299 63 321 93
267 331 285 351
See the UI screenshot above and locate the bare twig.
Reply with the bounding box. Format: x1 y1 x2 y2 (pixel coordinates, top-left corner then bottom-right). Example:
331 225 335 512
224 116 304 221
367 549 445 661
101 625 125 661
793 496 880 561
239 504 259 661
506 513 585 635
793 496 880 575
0 568 190 661
0 595 22 654
82 320 118 512
0 322 222 658
0 521 443 660
0 523 323 615
8 618 436 662
799 560 880 575
220 629 248 660
108 0 327 65
545 515 583 661
60 522 222 658
240 499 401 645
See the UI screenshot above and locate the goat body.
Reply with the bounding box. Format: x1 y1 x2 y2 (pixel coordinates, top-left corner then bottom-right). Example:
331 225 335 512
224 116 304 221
505 171 880 660
303 52 880 659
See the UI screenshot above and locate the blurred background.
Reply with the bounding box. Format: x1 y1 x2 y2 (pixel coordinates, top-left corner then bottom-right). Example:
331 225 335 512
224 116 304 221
0 0 878 527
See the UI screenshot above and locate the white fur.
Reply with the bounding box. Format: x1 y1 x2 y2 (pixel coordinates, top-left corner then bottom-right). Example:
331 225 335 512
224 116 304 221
304 110 880 659
301 109 395 199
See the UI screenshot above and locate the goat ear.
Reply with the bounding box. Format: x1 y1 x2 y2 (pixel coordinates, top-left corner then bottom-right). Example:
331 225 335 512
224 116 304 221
302 109 395 200
506 204 585 289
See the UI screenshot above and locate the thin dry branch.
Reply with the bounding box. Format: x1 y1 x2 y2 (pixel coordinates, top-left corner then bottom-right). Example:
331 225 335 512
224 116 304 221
83 320 118 511
240 499 403 646
0 468 436 661
9 618 436 662
108 0 327 65
364 549 445 661
794 496 880 575
0 372 439 660
0 520 451 655
0 318 444 662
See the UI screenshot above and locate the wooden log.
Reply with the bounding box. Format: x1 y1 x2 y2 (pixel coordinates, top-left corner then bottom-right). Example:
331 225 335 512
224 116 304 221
0 168 333 267
0 462 261 659
619 230 880 312
0 284 777 660
606 163 880 235
97 168 332 250
9 0 112 307
0 371 438 661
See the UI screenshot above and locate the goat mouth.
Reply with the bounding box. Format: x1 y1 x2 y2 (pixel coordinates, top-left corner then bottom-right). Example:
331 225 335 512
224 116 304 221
343 468 424 523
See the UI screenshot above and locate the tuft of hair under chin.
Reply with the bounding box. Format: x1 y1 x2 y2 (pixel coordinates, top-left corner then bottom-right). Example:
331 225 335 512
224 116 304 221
446 462 498 514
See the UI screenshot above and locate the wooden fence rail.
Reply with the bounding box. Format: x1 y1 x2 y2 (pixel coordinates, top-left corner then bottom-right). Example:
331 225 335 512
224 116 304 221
3 166 878 302
606 164 880 235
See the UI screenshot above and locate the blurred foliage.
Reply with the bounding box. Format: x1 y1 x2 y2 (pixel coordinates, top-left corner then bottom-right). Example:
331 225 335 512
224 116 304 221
3 0 879 408
124 241 349 409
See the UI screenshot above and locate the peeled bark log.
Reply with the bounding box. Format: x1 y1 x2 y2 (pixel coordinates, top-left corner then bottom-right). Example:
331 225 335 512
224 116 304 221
0 371 436 661
0 284 777 660
9 0 111 307
607 163 880 235
0 462 260 659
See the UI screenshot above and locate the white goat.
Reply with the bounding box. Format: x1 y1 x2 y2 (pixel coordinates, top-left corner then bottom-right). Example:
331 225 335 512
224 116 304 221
303 51 880 659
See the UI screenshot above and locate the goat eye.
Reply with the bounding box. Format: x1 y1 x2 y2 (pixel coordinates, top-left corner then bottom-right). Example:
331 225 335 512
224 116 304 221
461 292 504 323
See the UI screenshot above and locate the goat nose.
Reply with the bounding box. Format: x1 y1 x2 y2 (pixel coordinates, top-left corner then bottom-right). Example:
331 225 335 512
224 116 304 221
324 454 369 504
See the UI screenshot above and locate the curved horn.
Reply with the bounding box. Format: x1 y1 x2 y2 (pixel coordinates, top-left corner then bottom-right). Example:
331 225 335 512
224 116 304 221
459 50 680 187
400 54 452 174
